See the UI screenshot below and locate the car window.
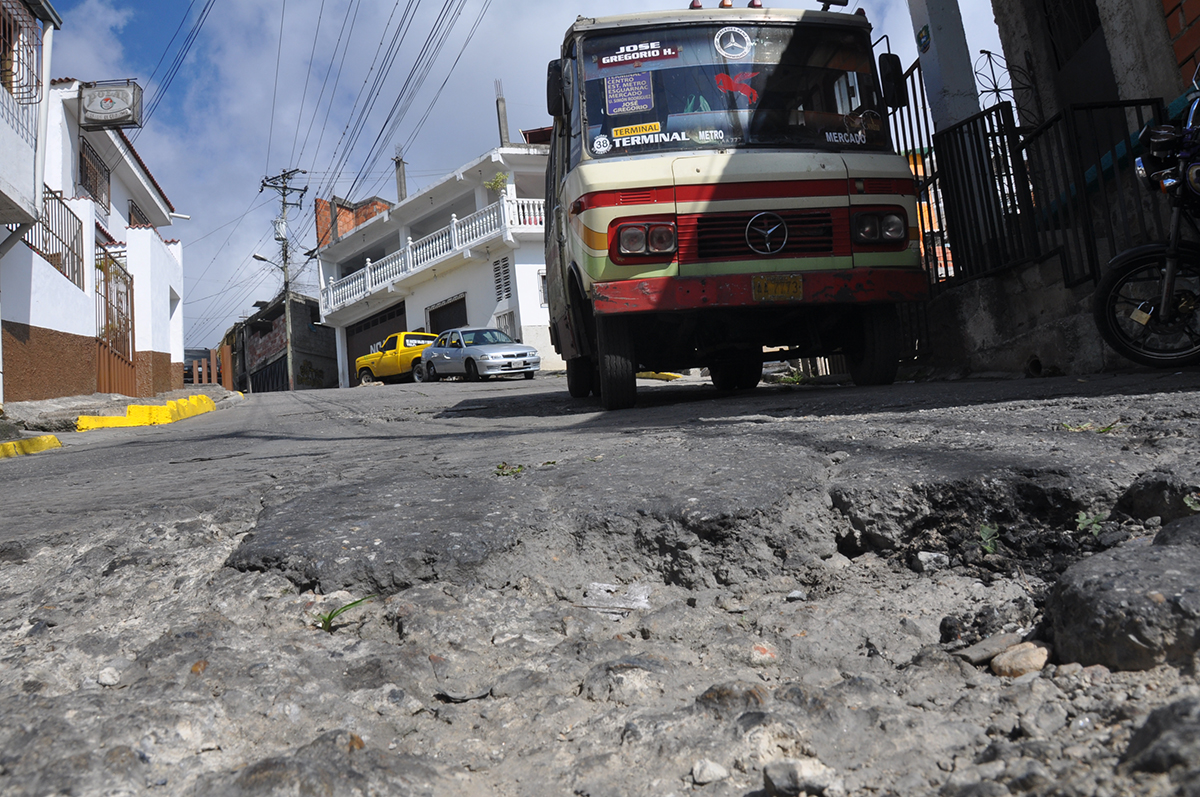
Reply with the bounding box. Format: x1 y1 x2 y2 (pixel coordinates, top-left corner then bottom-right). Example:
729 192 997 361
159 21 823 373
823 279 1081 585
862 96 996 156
471 329 514 345
435 334 448 348
405 334 435 348
450 332 463 348
385 336 399 351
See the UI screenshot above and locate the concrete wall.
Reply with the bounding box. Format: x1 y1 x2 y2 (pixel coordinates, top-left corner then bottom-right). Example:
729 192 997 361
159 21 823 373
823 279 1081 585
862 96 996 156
992 0 1185 120
927 255 1118 376
0 119 37 224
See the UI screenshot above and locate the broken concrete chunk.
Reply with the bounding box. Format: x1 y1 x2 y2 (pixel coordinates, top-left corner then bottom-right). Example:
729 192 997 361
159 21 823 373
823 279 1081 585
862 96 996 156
953 633 1025 665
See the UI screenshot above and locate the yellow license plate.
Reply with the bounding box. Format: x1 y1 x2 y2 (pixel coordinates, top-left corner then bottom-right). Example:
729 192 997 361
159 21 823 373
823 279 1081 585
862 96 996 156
752 274 804 302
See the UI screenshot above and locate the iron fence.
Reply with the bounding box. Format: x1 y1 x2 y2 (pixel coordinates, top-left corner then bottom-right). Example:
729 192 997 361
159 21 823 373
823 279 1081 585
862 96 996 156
19 187 85 289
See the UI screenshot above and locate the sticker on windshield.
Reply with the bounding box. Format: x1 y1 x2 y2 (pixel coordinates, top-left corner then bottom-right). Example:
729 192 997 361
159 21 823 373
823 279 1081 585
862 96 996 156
605 71 655 115
825 131 868 145
599 41 680 68
612 122 660 138
715 72 759 104
715 27 753 60
593 135 613 154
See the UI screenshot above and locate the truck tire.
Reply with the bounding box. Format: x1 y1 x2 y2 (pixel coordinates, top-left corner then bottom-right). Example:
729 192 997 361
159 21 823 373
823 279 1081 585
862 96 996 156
596 315 637 410
566 357 593 398
847 305 902 386
358 369 376 385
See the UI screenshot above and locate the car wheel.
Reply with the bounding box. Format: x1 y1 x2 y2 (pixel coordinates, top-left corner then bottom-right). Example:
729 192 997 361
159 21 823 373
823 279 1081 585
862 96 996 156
412 362 426 383
425 363 440 382
358 369 375 385
596 315 637 410
524 371 535 380
465 360 480 382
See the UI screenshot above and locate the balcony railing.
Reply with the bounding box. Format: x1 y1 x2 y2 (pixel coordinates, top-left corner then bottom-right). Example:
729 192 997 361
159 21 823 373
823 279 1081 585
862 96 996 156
321 197 545 314
5 187 85 289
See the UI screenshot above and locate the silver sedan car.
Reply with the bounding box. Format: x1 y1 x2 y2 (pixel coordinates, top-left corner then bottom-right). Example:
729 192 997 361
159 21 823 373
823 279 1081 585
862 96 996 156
415 327 541 382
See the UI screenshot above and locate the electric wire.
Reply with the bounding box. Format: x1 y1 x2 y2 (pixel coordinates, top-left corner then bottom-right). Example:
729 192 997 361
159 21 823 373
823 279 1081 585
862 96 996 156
346 0 482 199
295 0 361 166
264 0 289 173
287 0 328 167
132 0 217 141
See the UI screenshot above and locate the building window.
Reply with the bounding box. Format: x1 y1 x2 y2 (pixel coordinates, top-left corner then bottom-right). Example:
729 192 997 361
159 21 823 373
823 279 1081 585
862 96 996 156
0 0 42 104
128 200 150 227
496 311 516 340
80 136 111 212
538 269 547 306
493 256 512 301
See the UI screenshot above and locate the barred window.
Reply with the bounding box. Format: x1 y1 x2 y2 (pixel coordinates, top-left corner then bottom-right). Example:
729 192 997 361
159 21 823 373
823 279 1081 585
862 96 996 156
128 199 150 227
538 269 547 306
0 0 42 105
80 136 111 212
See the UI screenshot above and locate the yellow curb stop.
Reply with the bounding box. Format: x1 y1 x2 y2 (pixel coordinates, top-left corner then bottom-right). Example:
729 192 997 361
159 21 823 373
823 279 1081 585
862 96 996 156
77 394 218 432
0 435 63 459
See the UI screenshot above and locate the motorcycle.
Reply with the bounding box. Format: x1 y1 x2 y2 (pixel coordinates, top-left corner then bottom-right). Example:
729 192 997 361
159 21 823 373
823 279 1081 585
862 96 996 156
1093 81 1200 368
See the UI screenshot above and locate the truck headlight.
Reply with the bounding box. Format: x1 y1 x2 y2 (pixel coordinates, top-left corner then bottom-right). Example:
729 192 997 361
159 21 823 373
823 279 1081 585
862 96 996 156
852 211 908 244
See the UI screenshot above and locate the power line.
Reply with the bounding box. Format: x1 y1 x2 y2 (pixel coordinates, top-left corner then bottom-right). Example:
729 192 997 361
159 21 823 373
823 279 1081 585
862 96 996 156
288 0 328 167
264 0 289 173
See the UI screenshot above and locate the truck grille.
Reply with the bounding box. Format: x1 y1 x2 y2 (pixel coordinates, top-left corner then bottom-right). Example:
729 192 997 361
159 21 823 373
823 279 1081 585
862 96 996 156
676 209 850 264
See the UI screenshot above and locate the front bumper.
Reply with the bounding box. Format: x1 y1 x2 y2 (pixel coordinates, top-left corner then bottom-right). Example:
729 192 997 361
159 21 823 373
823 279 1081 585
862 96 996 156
479 358 541 376
591 269 930 315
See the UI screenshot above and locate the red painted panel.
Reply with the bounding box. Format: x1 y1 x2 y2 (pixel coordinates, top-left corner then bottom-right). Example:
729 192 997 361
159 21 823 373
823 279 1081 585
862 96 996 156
591 270 929 315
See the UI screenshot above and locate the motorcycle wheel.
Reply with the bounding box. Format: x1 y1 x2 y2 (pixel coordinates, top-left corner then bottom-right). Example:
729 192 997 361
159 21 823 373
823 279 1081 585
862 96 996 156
1094 245 1200 368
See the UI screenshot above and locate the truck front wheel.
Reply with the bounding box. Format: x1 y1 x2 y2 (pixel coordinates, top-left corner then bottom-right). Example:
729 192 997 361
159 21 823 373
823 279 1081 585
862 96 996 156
847 305 902 386
596 315 637 410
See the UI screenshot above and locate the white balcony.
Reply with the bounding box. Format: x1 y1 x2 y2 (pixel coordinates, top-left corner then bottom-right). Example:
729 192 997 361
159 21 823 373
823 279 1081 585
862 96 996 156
321 196 545 317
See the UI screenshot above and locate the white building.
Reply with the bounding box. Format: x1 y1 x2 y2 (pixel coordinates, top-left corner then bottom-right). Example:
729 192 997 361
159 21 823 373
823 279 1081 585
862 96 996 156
0 74 183 402
316 140 558 387
0 0 59 408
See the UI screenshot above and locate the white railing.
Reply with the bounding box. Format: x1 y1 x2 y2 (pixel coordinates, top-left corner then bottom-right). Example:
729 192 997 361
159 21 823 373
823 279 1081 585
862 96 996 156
321 197 544 314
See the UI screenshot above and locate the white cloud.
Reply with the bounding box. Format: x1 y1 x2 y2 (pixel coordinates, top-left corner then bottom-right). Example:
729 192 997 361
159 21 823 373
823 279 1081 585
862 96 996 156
52 0 133 81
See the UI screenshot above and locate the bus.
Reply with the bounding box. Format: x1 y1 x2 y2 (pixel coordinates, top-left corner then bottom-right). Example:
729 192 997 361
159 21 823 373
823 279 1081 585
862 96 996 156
543 2 926 409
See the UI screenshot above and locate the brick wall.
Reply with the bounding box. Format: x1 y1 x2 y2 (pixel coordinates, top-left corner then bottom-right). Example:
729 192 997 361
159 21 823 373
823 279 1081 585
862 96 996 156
1166 0 1200 85
315 197 392 248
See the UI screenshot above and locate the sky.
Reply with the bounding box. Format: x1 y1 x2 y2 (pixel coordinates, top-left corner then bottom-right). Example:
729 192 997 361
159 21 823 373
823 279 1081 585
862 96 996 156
49 0 1002 348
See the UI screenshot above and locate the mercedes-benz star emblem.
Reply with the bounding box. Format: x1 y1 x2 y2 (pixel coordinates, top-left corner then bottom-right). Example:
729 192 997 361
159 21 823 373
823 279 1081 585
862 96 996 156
746 212 788 255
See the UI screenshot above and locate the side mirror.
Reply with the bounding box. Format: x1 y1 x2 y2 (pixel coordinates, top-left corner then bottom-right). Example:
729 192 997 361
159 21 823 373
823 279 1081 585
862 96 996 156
547 59 564 118
879 53 908 109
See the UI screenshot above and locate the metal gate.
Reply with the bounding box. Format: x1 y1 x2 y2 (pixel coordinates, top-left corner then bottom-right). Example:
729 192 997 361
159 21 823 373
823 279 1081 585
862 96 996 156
96 245 135 395
889 56 1169 296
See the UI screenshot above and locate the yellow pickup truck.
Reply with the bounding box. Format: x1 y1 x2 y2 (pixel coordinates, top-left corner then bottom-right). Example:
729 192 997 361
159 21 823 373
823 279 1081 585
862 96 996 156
355 332 438 384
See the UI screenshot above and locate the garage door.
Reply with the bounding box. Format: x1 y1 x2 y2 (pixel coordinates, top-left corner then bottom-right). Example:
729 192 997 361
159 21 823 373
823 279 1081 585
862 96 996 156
428 295 467 333
346 302 407 366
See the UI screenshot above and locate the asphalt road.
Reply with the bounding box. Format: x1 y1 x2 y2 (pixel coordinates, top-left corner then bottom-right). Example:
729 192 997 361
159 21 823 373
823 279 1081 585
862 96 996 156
6 366 1200 556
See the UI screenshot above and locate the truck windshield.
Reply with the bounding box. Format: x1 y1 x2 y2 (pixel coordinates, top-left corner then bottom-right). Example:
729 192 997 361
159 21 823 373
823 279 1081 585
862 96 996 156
579 22 888 158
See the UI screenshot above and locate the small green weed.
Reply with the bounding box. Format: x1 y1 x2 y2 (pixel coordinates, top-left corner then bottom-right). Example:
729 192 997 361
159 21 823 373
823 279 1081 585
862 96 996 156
1062 420 1124 434
495 462 525 477
1076 510 1106 536
978 524 999 554
1185 493 1200 514
315 595 374 634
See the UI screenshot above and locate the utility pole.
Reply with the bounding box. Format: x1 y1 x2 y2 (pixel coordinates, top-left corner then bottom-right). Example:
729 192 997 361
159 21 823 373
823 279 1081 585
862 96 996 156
260 168 307 391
